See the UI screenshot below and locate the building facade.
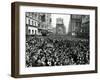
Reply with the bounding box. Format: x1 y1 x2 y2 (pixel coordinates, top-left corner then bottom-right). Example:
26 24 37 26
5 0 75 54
26 12 39 35
68 15 89 38
26 12 51 35
80 15 90 38
68 15 82 36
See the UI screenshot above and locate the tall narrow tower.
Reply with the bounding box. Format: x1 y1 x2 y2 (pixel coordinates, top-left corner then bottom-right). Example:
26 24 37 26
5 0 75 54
56 18 66 35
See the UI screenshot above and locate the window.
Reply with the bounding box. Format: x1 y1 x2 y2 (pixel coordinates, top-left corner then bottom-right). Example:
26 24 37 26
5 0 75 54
35 22 37 26
30 19 32 25
32 21 34 26
33 20 35 26
32 30 34 34
50 18 52 23
41 15 45 22
36 22 38 26
28 19 30 25
28 29 31 34
35 30 37 34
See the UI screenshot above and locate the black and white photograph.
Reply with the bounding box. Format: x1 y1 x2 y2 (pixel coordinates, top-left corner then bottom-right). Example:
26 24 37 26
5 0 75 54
11 2 97 77
25 12 90 67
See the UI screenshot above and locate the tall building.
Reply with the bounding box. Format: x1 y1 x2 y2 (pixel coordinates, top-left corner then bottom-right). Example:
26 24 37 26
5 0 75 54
68 15 89 38
68 15 82 36
26 12 40 35
38 13 51 30
80 15 90 38
56 18 66 35
26 12 51 35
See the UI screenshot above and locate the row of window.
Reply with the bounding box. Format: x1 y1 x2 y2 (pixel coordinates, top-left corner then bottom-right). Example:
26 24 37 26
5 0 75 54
80 29 89 33
26 12 38 19
28 29 37 34
26 18 38 27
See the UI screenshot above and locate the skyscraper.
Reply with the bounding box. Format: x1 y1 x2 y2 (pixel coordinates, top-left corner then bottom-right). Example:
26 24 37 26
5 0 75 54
68 14 89 38
68 15 82 36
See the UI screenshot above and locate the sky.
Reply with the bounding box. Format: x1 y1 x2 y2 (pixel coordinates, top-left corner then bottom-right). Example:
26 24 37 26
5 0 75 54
51 14 70 34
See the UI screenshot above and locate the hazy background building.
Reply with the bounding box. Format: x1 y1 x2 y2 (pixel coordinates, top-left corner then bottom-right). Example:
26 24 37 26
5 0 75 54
51 14 70 34
56 18 66 35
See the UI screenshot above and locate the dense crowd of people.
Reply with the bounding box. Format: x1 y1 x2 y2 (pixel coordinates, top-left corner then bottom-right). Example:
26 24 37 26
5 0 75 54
26 35 90 67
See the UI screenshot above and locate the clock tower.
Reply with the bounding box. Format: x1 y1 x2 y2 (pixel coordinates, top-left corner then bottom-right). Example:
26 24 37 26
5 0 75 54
56 18 66 35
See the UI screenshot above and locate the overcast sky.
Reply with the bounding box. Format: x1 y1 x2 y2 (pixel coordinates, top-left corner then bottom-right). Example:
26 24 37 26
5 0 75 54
51 14 70 34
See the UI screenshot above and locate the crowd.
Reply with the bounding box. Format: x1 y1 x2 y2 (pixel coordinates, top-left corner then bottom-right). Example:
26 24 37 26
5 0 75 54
26 36 90 67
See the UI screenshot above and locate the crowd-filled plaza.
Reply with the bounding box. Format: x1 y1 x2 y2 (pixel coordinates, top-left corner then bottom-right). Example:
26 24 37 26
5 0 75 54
26 35 89 67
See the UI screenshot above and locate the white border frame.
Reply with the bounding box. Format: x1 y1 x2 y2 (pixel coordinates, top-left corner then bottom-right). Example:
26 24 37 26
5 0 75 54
19 6 95 75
